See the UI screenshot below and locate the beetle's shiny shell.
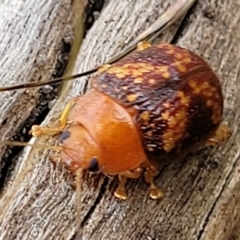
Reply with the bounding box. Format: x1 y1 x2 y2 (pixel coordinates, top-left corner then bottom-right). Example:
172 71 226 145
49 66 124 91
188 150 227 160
92 44 223 167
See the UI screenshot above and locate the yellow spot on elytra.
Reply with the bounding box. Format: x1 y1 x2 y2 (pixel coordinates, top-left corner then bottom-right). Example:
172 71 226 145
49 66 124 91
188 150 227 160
107 69 114 74
174 52 182 59
162 102 171 108
122 86 128 90
207 99 213 106
122 63 133 68
178 65 187 72
162 133 175 152
173 61 187 72
134 77 143 84
158 66 168 72
162 131 173 139
163 143 174 152
162 105 188 152
137 63 147 67
140 68 150 73
183 57 191 63
178 121 185 131
124 70 131 75
203 90 213 97
127 94 137 102
202 81 210 88
107 68 119 74
107 66 130 76
141 111 150 121
98 64 112 73
161 111 170 120
178 91 190 106
102 84 107 88
189 79 197 88
188 80 201 94
177 91 185 98
132 70 142 77
145 65 155 71
195 88 202 94
181 97 190 105
168 117 177 128
106 63 163 81
116 73 127 78
166 49 174 54
148 78 156 84
162 71 171 79
157 66 171 78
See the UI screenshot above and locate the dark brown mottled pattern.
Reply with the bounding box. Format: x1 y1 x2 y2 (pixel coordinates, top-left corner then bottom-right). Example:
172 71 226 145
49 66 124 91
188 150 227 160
92 44 223 167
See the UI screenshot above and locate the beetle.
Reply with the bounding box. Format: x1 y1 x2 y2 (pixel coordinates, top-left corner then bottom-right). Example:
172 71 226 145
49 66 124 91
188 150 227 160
1 0 231 200
27 40 231 200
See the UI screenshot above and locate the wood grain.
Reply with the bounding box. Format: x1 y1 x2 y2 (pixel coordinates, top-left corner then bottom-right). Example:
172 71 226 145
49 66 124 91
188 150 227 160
0 0 239 240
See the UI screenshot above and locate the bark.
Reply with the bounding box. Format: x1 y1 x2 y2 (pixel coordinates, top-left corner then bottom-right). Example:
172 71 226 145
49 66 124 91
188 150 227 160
0 0 239 240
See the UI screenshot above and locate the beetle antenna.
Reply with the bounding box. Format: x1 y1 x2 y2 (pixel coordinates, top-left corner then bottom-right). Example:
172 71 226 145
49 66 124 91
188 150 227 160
4 140 62 151
0 0 196 92
0 68 97 92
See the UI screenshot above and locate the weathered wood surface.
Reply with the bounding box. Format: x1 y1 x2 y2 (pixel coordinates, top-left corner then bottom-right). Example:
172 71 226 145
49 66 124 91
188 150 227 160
0 0 239 240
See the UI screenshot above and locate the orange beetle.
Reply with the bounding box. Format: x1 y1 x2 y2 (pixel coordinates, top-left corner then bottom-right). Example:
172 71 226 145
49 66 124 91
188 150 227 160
30 41 231 200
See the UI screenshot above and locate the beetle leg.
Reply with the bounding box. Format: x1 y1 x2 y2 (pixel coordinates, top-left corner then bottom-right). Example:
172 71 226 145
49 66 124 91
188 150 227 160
205 122 232 146
114 167 143 200
118 167 143 179
49 154 62 162
114 175 128 200
30 98 77 137
137 41 152 51
144 165 164 200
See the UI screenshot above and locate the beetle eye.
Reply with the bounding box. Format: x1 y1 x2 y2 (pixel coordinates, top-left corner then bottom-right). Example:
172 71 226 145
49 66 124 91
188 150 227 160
88 157 99 172
59 130 71 143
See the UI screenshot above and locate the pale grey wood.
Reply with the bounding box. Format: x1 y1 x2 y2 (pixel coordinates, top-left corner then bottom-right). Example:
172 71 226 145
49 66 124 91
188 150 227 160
0 0 82 239
0 0 239 240
0 0 75 160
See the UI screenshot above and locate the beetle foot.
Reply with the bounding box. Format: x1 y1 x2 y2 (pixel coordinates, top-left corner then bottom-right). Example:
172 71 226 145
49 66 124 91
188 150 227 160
49 154 62 162
30 98 77 137
30 125 62 137
149 187 164 200
205 122 232 146
137 41 152 51
114 175 128 200
144 165 164 200
114 188 127 200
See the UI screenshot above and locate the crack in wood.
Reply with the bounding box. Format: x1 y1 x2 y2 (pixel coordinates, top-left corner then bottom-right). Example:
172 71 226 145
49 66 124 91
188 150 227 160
72 176 109 240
